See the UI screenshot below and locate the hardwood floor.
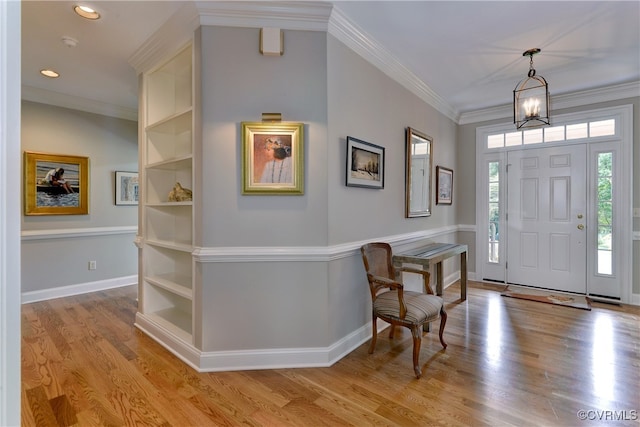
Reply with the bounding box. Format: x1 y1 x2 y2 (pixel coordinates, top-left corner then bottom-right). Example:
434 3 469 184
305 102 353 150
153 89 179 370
21 281 640 426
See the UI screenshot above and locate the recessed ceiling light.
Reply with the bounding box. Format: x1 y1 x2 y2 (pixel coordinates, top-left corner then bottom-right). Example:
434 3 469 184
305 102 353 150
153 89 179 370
73 5 100 20
40 69 60 78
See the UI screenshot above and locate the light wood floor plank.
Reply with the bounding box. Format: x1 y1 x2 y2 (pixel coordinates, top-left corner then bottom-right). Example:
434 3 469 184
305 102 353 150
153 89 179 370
21 281 640 426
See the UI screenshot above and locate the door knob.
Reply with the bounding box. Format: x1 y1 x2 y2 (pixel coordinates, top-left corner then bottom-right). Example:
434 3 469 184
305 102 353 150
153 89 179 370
577 224 585 230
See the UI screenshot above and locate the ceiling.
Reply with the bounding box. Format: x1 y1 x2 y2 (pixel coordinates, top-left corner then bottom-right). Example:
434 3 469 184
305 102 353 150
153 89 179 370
22 1 640 121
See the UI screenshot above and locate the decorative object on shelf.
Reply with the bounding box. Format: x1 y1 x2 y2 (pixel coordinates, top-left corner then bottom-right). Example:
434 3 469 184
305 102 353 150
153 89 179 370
23 151 89 215
405 127 432 217
115 171 138 205
436 166 453 205
260 28 283 56
514 48 550 129
168 182 192 202
241 121 304 195
346 136 385 189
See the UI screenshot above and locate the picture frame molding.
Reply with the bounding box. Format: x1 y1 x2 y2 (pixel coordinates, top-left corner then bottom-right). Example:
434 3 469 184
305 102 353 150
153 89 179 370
241 121 304 195
436 165 453 205
346 136 385 189
115 171 139 205
23 151 89 215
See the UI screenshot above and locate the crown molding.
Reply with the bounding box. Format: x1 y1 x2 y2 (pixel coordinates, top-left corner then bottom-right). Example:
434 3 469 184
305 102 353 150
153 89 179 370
128 2 200 74
21 86 138 121
327 5 458 123
458 81 640 125
195 1 332 31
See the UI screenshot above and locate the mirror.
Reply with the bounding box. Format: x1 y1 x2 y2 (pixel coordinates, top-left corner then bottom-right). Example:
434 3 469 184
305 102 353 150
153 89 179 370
405 127 433 217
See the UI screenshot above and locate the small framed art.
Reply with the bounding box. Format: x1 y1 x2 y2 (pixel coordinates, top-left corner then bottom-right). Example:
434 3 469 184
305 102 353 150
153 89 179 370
115 171 139 205
436 166 453 205
346 136 384 189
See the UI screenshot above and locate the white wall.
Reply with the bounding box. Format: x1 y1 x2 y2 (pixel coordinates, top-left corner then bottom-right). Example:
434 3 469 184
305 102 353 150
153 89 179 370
21 102 139 296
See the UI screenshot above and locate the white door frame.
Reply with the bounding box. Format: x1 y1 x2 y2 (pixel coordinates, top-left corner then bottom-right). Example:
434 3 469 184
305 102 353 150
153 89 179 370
475 105 633 303
0 1 22 425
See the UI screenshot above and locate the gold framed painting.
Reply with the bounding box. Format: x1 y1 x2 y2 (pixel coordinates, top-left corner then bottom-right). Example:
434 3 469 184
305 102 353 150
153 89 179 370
241 121 304 195
24 151 89 215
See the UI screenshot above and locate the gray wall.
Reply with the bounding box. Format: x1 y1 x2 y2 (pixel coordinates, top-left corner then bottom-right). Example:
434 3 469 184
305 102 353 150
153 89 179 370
457 96 640 294
327 35 458 244
21 101 138 293
199 26 329 247
191 27 460 352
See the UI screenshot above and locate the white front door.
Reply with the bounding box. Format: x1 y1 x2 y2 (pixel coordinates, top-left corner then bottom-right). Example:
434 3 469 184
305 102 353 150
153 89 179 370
506 144 587 293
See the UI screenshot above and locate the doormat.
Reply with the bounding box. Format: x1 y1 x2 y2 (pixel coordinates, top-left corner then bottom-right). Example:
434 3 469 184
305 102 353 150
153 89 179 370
501 285 592 311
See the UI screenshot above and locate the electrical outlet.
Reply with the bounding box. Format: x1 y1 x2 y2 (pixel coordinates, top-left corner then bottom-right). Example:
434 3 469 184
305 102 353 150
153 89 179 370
88 260 97 270
634 208 640 218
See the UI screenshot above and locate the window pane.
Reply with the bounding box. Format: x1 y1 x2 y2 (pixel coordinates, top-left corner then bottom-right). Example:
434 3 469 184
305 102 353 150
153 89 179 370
488 161 499 263
598 152 612 176
487 134 504 149
598 250 612 275
489 162 500 181
566 123 588 139
596 152 614 276
489 183 499 202
598 226 612 250
544 126 565 142
523 128 543 145
505 132 522 146
590 119 615 137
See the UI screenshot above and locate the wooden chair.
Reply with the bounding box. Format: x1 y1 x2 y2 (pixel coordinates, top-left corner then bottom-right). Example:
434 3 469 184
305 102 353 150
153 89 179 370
360 242 447 378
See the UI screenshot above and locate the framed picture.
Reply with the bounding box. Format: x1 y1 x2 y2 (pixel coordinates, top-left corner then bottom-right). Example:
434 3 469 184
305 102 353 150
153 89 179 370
115 171 139 205
436 166 453 205
346 136 384 189
241 121 304 195
23 151 89 215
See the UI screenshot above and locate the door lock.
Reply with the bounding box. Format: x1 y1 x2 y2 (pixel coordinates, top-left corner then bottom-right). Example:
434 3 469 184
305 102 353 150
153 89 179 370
577 224 585 230
577 214 583 219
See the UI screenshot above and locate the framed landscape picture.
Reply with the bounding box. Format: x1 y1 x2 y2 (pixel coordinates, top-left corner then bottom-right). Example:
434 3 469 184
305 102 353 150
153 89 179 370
23 151 89 215
346 136 384 189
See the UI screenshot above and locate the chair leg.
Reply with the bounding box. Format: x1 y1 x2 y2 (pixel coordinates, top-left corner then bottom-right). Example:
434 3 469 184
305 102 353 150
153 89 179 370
411 326 422 379
368 313 378 354
388 325 395 339
438 307 448 349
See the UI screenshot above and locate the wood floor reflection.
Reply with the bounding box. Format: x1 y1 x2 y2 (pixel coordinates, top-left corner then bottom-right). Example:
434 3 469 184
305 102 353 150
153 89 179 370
21 281 640 426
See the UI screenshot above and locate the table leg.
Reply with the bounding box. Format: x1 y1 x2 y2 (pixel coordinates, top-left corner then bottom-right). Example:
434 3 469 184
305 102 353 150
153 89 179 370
436 262 443 296
460 251 467 301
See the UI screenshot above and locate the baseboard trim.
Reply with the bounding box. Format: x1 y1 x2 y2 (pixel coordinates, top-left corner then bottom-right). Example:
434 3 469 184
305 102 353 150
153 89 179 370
21 275 137 304
135 311 373 373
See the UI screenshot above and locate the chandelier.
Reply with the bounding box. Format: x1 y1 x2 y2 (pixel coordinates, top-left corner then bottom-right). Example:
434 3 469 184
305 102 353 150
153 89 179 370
513 48 550 129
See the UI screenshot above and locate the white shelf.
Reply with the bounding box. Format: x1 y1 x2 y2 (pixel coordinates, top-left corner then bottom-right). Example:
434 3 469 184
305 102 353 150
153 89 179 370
145 239 193 253
146 155 192 171
145 274 192 300
140 42 195 352
146 309 192 342
146 107 192 132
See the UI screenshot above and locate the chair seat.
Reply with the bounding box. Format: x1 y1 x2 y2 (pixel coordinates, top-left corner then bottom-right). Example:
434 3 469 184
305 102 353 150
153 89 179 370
374 291 443 324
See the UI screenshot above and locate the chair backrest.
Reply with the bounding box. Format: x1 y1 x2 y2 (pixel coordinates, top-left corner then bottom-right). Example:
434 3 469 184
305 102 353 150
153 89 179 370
360 242 396 290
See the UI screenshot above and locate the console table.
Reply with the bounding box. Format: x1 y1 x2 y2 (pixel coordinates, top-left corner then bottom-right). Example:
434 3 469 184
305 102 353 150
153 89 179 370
393 242 468 300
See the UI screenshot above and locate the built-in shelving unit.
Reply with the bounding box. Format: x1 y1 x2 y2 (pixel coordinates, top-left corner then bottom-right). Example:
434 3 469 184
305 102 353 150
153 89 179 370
138 43 195 345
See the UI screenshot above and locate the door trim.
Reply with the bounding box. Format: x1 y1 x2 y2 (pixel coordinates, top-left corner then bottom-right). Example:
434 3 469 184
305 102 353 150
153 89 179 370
475 105 633 303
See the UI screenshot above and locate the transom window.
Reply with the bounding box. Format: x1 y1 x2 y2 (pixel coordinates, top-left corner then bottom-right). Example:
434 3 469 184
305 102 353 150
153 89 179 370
486 119 616 149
